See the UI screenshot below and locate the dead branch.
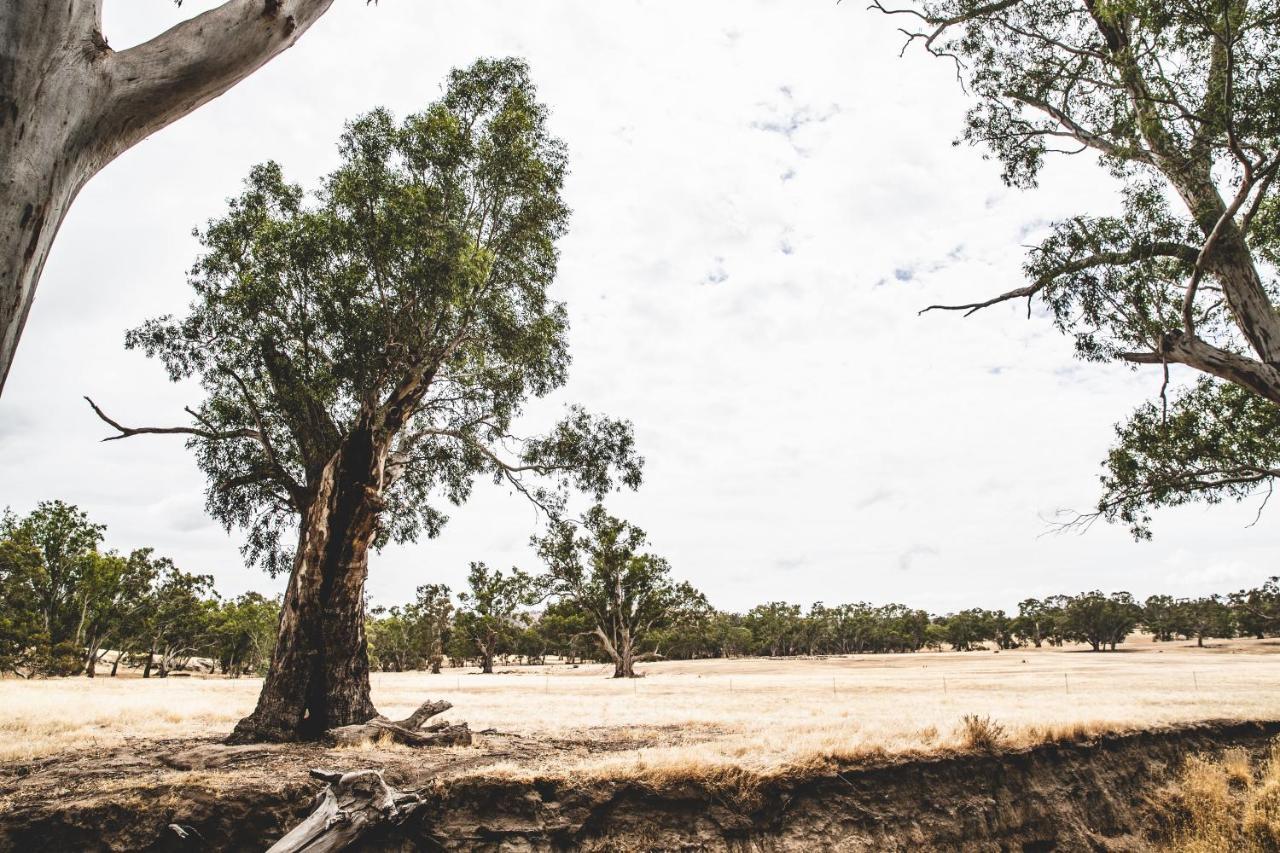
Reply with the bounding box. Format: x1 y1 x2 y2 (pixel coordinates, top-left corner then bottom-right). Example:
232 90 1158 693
266 769 420 853
325 699 472 748
84 397 259 443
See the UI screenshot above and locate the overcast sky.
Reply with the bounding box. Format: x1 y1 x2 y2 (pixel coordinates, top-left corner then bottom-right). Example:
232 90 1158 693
1 0 1274 614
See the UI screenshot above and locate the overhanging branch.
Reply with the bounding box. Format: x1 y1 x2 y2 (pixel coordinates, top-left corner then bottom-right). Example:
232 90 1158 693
84 396 261 443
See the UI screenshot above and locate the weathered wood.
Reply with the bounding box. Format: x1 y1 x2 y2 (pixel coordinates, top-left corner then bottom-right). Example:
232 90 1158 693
266 769 419 853
396 699 452 729
325 699 472 748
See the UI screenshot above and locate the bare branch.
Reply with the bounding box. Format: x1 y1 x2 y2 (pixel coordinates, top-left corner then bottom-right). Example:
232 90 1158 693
920 241 1199 318
84 396 260 443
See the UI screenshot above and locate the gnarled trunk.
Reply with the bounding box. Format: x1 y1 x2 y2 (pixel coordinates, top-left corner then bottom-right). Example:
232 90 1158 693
230 435 383 743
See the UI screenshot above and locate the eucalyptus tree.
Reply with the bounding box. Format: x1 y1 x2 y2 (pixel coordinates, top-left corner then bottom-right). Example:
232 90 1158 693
0 0 353 394
537 505 695 678
87 59 642 742
1061 591 1142 651
0 501 105 661
878 0 1280 531
1231 576 1280 637
455 562 539 674
77 548 160 677
411 583 453 673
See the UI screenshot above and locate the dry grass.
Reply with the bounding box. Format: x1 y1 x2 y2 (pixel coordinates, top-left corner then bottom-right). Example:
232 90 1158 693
1168 740 1280 852
3 637 1280 786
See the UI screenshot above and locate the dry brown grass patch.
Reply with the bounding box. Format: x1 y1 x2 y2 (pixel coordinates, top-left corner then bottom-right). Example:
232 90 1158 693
1168 740 1280 852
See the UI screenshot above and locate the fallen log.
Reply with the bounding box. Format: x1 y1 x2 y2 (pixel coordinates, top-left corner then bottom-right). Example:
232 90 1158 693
326 699 472 748
265 769 419 853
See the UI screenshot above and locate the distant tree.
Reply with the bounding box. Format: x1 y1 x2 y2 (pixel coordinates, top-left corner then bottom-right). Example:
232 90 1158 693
531 599 596 664
1142 594 1180 642
1063 591 1142 652
134 560 216 677
538 506 696 678
1013 598 1051 648
87 60 642 742
923 621 948 652
0 534 47 677
1172 595 1237 647
0 0 354 393
647 590 720 660
937 609 997 652
1230 577 1280 639
0 501 105 673
76 548 158 677
456 562 539 674
885 0 1280 533
367 605 417 672
410 584 454 674
210 592 280 677
746 602 804 657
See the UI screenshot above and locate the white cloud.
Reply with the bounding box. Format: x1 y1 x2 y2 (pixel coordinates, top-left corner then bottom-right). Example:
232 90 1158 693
0 0 1275 614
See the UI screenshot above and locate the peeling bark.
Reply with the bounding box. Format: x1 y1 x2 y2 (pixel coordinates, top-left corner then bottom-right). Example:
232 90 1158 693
0 0 336 393
229 433 382 742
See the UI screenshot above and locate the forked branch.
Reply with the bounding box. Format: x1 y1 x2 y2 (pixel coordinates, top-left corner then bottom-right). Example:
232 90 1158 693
84 397 260 443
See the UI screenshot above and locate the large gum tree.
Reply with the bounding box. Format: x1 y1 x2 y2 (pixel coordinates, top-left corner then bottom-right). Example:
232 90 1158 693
0 0 352 395
87 59 643 742
876 0 1280 532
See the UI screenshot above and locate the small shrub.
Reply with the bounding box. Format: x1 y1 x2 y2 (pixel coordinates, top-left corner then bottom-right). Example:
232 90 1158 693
956 714 1006 751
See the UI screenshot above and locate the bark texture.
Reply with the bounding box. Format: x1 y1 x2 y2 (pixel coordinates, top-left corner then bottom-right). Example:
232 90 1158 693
230 435 382 742
0 0 335 393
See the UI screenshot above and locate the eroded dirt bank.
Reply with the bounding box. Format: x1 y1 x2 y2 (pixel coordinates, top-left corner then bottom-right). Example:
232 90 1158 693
1 720 1277 852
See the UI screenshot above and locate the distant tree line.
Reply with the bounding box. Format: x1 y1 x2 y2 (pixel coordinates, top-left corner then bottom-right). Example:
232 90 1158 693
5 500 1280 679
0 501 278 678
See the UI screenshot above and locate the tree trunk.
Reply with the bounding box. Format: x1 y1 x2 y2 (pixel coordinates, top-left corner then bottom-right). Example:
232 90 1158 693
110 653 120 676
612 631 636 678
230 437 382 743
481 651 494 674
0 0 335 393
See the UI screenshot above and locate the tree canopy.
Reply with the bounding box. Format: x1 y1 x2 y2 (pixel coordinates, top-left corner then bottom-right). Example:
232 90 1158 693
94 58 642 574
537 505 701 677
883 0 1280 532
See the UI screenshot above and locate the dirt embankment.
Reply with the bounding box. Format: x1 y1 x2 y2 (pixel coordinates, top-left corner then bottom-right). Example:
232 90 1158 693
1 720 1277 852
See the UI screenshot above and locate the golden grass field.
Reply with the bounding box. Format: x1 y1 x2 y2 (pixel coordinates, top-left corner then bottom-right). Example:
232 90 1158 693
3 637 1279 784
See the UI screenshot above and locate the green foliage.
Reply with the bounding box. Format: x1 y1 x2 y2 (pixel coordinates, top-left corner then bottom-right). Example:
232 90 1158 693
537 506 698 674
1061 590 1142 651
1102 379 1280 537
368 583 452 672
455 562 538 671
1230 577 1280 638
887 0 1280 532
123 57 641 575
209 592 280 676
937 608 1008 652
0 534 47 675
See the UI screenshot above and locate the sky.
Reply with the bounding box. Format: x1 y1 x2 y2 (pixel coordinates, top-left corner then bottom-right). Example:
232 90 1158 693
1 0 1275 615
